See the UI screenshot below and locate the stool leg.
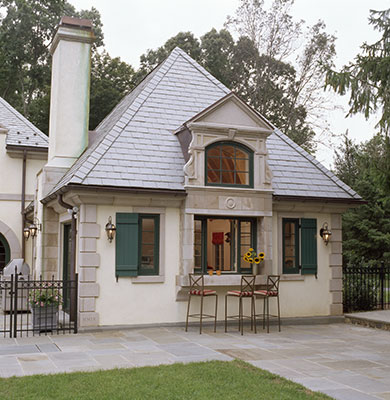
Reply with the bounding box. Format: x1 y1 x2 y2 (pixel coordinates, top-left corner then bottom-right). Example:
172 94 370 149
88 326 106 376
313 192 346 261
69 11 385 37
240 297 243 336
185 294 191 332
225 295 228 332
214 295 218 333
252 296 257 334
200 295 204 334
266 296 270 333
263 296 266 329
277 295 281 332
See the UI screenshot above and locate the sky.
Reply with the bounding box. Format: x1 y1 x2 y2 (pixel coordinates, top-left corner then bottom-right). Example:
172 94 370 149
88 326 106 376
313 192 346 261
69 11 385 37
70 0 389 167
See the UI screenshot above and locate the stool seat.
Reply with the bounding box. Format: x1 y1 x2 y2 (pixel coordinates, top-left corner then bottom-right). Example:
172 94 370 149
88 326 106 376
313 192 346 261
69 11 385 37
227 290 253 297
190 289 217 296
254 290 278 297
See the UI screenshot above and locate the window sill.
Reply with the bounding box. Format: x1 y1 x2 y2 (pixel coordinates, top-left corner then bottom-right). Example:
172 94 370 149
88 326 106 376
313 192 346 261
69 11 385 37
280 274 304 282
131 276 165 284
177 274 264 287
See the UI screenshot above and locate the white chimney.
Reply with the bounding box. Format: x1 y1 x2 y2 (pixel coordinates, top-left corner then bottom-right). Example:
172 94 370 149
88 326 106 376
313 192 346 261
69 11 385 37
47 16 94 167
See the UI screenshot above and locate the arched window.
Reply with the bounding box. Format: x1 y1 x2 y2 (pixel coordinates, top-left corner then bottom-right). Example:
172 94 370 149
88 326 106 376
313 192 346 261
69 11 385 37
0 233 10 273
205 141 253 187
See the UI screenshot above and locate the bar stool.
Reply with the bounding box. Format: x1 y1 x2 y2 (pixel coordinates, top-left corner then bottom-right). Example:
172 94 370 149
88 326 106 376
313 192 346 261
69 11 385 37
254 275 281 333
225 275 256 335
185 274 218 334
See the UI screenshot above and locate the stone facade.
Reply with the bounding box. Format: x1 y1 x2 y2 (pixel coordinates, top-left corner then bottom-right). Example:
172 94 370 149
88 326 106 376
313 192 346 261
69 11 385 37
78 204 100 327
329 213 343 315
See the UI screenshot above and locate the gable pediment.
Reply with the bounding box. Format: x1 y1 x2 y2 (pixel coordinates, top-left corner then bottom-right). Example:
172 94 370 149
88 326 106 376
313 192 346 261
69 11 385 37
186 93 274 135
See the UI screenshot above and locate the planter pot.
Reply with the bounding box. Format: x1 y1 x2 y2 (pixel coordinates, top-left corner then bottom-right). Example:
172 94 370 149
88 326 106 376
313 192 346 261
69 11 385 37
31 305 59 332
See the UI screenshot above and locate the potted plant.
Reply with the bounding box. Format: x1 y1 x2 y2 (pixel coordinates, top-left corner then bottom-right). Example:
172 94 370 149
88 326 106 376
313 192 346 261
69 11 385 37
29 284 62 332
243 248 265 275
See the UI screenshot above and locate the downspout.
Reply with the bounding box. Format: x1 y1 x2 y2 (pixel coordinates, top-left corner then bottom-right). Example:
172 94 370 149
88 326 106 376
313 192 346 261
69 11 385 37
21 150 27 260
58 194 77 324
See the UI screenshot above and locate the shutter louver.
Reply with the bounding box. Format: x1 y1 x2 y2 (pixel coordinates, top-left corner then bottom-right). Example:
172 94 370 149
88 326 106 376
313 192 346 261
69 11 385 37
301 218 318 275
115 213 139 277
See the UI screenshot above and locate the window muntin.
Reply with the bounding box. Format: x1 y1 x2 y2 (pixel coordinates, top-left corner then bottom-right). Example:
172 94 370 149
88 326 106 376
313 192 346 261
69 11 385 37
194 216 256 274
206 142 253 187
282 218 300 274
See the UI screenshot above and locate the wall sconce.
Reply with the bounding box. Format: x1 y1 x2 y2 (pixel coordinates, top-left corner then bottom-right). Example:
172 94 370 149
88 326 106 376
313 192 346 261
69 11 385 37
29 218 42 238
23 227 31 240
105 216 116 243
319 222 332 245
24 218 42 239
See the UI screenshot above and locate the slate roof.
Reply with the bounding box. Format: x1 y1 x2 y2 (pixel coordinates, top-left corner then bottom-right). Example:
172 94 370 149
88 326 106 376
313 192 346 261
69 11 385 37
47 47 361 201
0 96 48 149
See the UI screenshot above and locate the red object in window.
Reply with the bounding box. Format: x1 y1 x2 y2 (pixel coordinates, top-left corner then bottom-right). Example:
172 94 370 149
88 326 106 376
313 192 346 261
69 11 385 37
212 232 224 245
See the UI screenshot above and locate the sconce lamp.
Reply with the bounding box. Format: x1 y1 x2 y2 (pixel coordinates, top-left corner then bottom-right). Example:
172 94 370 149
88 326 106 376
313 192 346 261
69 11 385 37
319 222 332 245
23 227 31 240
29 218 42 238
105 216 116 243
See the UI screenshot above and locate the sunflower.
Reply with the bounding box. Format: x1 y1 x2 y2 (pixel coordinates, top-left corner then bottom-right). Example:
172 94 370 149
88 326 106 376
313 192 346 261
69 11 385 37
248 257 254 263
245 251 252 258
243 255 249 262
249 248 254 252
258 252 265 259
254 257 260 264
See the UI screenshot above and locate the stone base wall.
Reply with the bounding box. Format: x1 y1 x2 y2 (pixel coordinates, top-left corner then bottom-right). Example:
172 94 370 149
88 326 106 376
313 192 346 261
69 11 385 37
329 214 343 315
41 207 59 279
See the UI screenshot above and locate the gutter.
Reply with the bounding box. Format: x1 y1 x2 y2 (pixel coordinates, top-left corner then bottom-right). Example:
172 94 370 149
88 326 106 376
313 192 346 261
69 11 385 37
6 144 48 153
57 194 78 328
21 150 27 259
41 183 187 204
272 194 366 205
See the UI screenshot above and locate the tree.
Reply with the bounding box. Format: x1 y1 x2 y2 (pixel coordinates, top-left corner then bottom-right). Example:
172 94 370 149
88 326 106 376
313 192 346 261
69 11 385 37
89 51 135 130
0 0 134 133
225 0 336 150
326 9 390 136
334 133 390 264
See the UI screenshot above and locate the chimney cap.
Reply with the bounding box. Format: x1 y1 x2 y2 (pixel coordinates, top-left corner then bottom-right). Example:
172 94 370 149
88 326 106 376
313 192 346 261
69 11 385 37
60 16 92 31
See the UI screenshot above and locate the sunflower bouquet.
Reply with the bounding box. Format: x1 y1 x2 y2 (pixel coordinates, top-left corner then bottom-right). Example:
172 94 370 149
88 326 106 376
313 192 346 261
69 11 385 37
243 248 265 264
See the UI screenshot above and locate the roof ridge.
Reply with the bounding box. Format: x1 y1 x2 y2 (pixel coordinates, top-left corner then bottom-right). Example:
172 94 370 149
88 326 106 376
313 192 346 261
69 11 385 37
172 47 231 95
273 128 361 199
0 96 48 143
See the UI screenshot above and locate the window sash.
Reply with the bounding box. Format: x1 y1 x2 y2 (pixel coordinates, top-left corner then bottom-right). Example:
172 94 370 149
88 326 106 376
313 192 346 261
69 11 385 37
282 218 300 274
194 216 256 274
205 141 253 188
139 215 160 276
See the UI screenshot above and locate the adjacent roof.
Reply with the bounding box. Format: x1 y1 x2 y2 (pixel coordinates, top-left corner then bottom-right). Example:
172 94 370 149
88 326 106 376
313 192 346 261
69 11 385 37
47 47 361 202
0 96 48 149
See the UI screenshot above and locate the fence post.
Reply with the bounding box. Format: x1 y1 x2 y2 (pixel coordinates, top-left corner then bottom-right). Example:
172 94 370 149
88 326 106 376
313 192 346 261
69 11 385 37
74 273 78 334
380 261 385 310
13 269 18 338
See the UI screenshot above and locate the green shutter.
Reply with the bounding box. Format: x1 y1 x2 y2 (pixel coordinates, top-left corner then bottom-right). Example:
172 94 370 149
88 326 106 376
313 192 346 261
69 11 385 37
301 218 317 275
115 213 139 277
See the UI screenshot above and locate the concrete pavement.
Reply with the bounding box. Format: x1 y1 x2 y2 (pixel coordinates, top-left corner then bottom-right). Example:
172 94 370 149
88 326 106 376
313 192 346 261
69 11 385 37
0 323 390 400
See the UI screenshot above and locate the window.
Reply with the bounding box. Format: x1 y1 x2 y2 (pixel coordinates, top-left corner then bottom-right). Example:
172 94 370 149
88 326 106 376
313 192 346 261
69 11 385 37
0 233 10 273
194 216 256 274
282 218 317 275
115 213 159 277
205 141 253 187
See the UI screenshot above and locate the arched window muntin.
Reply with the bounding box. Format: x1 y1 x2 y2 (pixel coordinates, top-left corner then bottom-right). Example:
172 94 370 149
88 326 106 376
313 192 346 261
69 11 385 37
205 141 254 188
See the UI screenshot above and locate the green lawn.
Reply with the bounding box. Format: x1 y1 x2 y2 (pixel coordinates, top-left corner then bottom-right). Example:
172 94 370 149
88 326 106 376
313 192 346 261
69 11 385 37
0 360 333 400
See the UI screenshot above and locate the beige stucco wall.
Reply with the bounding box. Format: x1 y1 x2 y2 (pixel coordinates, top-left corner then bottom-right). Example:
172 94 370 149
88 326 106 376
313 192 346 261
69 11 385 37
95 205 184 326
272 211 332 317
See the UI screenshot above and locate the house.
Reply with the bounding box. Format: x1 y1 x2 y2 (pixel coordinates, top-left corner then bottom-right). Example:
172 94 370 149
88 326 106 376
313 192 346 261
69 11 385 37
0 96 48 273
2 17 363 328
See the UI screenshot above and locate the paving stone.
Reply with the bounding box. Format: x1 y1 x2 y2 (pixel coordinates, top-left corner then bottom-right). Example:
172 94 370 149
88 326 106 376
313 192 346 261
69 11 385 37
0 345 40 355
36 343 61 353
321 388 383 400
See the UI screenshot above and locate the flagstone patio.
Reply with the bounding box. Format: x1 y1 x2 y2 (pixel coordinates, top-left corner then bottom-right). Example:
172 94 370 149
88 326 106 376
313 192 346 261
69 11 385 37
0 322 390 400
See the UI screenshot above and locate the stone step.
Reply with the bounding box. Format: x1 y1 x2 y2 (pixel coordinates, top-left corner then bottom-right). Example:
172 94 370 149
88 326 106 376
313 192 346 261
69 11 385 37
345 310 390 331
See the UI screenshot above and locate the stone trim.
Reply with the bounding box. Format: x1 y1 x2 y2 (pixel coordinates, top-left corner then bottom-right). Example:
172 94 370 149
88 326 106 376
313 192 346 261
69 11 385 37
0 220 21 260
41 208 59 279
78 204 100 327
329 213 343 316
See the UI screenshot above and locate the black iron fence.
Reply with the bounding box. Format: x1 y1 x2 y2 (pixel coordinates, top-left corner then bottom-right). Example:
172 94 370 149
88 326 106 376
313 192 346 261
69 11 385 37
0 272 78 338
343 262 390 313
